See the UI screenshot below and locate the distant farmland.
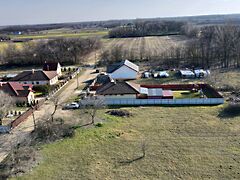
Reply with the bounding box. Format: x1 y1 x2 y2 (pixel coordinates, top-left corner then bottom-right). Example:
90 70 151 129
101 35 189 60
9 30 108 40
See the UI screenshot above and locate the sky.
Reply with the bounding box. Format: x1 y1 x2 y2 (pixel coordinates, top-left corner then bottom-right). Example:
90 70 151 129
0 0 240 26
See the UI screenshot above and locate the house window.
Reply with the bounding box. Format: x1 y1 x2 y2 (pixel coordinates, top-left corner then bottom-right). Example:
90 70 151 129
32 82 34 85
36 82 39 85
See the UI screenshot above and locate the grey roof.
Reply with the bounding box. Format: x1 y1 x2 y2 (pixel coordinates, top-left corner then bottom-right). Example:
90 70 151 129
96 81 140 95
107 60 139 73
10 70 58 82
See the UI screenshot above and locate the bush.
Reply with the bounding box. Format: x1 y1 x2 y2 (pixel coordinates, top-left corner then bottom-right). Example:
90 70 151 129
95 122 103 127
219 104 240 118
33 85 51 95
0 146 37 179
32 120 74 143
106 109 131 117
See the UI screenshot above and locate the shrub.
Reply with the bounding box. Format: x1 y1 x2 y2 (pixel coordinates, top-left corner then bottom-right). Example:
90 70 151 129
106 109 131 117
32 120 74 143
33 85 51 95
0 146 37 179
95 122 103 127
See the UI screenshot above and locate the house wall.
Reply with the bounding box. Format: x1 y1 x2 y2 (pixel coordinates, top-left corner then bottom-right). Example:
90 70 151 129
16 76 58 86
49 76 58 85
109 65 138 80
18 81 49 85
15 97 28 103
57 64 62 76
14 92 34 104
27 92 35 103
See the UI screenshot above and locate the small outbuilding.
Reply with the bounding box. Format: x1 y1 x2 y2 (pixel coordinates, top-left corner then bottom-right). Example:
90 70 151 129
194 69 210 78
43 62 62 76
179 70 195 78
159 71 169 78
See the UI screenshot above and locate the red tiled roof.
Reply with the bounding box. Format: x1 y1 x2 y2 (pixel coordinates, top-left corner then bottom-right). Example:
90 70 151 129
0 82 33 97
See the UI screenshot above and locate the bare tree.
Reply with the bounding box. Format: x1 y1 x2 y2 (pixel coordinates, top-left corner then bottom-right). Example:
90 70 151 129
80 97 105 125
0 91 14 125
50 97 60 122
31 105 37 130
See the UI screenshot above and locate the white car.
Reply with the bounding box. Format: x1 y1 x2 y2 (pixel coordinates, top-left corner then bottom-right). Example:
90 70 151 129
63 102 80 110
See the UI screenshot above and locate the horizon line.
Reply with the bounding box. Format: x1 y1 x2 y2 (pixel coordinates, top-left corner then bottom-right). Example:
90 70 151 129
1 12 240 28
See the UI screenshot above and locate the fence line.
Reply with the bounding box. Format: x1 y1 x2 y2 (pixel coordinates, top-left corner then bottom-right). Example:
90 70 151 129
81 98 224 106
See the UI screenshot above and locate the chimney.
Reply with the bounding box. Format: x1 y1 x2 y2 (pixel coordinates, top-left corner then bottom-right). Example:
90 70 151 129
32 69 35 74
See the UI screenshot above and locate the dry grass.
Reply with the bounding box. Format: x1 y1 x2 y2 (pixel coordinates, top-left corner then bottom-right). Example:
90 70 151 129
13 106 240 180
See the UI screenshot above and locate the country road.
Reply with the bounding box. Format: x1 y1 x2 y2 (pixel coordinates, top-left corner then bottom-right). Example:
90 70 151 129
0 68 97 163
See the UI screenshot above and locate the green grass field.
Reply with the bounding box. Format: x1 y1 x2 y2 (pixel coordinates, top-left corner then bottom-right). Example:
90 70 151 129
9 30 108 40
14 106 240 180
173 90 201 99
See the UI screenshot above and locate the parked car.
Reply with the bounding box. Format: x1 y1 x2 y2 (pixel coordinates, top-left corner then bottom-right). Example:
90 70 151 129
62 102 80 110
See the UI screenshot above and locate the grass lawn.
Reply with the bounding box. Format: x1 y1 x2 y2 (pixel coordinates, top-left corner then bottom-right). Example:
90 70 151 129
173 90 201 99
14 106 240 179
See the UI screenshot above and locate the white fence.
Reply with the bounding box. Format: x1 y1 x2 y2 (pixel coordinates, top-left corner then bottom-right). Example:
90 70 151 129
81 98 224 106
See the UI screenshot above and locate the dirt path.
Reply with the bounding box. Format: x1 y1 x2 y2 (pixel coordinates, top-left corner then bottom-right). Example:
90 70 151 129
0 68 96 163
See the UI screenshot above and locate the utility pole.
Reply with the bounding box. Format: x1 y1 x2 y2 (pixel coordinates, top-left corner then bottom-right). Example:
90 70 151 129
77 68 79 89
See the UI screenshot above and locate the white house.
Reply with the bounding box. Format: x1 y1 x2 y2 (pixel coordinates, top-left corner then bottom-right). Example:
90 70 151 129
96 81 140 100
10 70 58 86
107 60 139 80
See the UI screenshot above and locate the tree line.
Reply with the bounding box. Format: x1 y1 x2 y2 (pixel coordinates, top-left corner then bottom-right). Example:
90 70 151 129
100 24 240 70
160 24 240 69
1 37 101 66
109 21 185 38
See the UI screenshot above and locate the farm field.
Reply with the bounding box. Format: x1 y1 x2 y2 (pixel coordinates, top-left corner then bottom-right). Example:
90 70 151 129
15 106 240 180
9 30 108 40
101 35 188 61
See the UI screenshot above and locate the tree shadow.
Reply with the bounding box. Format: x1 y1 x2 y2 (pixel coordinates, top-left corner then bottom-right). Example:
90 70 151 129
118 155 144 166
218 104 240 119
